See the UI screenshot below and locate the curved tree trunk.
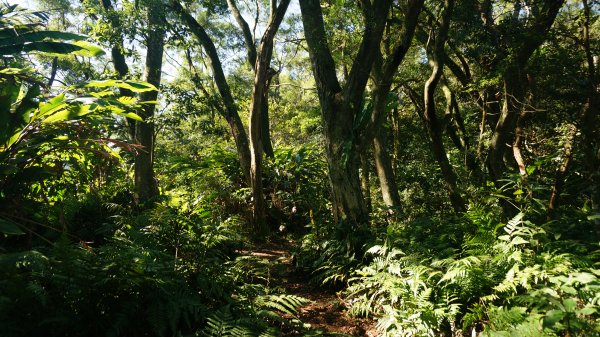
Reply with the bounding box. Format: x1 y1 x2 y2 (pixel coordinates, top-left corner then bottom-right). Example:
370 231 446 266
365 0 423 211
485 1 564 183
171 0 252 184
247 0 291 237
422 0 465 213
548 0 600 224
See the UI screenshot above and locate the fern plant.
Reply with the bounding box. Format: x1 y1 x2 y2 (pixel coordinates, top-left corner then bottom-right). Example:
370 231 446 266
344 209 600 337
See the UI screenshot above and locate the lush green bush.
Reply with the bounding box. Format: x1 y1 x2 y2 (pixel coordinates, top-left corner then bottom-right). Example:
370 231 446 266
344 209 600 337
0 197 311 337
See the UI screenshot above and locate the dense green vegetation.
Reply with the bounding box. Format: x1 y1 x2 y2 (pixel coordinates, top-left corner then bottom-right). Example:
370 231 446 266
1 0 599 336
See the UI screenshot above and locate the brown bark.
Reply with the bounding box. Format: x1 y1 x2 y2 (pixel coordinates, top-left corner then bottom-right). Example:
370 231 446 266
134 3 165 203
171 0 252 184
422 0 465 214
373 124 401 211
363 0 423 142
581 0 600 228
487 67 527 182
360 152 372 213
299 0 392 235
226 0 257 68
486 1 564 182
512 111 527 176
364 0 423 210
247 0 291 236
442 84 479 175
47 57 58 88
227 0 274 158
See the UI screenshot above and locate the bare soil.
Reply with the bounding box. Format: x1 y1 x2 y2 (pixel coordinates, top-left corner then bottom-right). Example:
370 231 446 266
239 239 378 337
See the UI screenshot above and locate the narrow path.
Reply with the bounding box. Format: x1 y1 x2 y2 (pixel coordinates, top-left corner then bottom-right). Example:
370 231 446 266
239 239 377 337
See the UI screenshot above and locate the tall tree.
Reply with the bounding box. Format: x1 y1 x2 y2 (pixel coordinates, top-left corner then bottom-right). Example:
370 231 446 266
172 0 290 236
421 0 466 213
366 0 424 211
98 0 136 138
171 0 252 185
483 0 565 182
244 0 291 235
548 0 599 222
134 0 165 203
299 0 392 236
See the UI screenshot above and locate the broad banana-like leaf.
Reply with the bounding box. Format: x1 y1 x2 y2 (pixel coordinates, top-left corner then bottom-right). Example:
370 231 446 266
0 218 24 235
36 94 66 119
42 104 91 123
0 41 104 56
70 41 104 57
0 30 86 47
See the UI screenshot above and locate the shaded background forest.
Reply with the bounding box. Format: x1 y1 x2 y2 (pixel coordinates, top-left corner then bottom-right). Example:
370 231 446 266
1 0 600 336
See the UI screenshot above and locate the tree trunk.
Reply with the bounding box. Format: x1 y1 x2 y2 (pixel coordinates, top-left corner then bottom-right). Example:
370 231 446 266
360 152 372 213
247 0 291 237
171 0 252 184
422 0 465 213
227 0 275 158
99 0 137 140
299 0 392 239
547 125 576 220
485 0 564 183
364 0 422 211
486 66 526 182
574 0 599 228
134 3 165 203
373 125 401 211
327 143 369 227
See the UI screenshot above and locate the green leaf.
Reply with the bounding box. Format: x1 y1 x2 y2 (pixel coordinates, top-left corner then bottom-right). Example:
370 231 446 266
36 94 66 118
510 236 529 245
561 286 577 295
69 40 104 57
121 112 143 121
22 41 85 54
0 30 86 47
42 104 91 123
543 309 564 327
0 218 25 235
84 80 157 92
576 306 596 315
562 298 577 312
574 272 596 284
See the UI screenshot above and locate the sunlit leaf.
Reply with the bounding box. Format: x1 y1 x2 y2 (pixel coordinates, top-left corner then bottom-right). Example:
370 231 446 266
42 104 91 123
84 80 157 92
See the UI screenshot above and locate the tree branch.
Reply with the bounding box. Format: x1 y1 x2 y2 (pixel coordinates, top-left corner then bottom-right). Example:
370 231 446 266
226 0 257 68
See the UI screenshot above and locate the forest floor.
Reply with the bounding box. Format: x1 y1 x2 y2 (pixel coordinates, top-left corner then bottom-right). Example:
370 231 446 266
239 239 378 337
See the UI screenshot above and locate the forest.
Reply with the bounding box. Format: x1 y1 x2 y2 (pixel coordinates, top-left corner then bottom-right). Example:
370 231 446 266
1 0 599 336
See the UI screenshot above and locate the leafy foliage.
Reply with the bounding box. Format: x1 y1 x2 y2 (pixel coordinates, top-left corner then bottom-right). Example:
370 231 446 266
343 209 600 337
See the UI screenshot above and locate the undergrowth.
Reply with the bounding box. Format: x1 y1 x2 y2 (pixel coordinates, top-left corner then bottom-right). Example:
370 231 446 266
295 203 600 337
343 210 600 337
0 194 312 337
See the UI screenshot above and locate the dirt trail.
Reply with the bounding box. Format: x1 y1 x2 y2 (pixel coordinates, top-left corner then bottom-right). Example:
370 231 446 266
239 240 377 337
